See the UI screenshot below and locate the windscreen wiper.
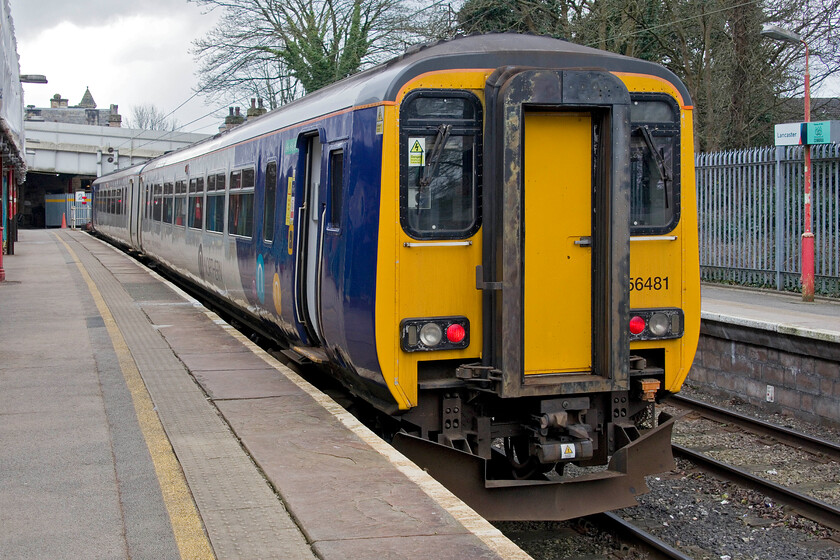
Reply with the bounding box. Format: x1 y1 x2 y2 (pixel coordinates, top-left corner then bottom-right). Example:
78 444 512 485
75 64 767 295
420 124 452 187
637 125 671 208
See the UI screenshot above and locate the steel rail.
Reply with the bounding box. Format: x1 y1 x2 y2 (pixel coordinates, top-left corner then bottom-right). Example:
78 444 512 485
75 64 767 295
588 512 694 560
668 393 840 463
672 443 840 531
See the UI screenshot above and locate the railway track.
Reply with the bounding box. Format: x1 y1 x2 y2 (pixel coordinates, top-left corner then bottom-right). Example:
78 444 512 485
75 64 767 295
587 512 694 560
667 393 840 532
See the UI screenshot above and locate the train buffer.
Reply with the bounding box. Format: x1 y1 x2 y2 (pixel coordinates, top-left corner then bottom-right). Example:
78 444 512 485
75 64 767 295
0 229 529 560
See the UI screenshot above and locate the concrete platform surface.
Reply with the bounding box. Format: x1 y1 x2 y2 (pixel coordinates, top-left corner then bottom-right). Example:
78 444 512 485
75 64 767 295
701 284 840 342
0 229 529 560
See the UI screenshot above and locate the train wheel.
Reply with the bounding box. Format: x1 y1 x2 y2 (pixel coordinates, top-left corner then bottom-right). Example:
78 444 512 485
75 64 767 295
503 436 555 480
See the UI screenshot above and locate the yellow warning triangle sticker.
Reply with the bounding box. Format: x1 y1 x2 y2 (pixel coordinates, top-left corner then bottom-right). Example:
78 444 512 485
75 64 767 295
564 445 573 454
410 140 424 154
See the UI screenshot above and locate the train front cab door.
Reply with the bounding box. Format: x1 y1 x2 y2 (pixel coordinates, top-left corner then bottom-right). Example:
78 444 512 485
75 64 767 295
523 111 591 374
295 134 325 344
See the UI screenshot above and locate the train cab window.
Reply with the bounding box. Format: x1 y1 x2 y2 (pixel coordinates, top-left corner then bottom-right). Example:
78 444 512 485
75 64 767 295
328 149 344 230
263 161 277 242
228 168 255 238
400 91 482 239
174 180 187 226
205 172 226 233
188 177 204 229
163 182 174 223
629 94 681 234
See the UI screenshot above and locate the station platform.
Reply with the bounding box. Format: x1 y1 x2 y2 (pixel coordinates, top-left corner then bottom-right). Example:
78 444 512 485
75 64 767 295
701 284 840 343
0 229 529 560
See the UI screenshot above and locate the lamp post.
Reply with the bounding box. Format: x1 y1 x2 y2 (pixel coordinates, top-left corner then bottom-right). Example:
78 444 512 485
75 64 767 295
761 23 813 302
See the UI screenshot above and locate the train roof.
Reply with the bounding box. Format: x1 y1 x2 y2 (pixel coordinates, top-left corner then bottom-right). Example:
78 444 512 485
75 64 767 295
92 162 145 186
142 33 692 172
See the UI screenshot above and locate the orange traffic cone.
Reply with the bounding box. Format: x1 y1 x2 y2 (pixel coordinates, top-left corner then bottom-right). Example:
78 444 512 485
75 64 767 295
61 213 67 228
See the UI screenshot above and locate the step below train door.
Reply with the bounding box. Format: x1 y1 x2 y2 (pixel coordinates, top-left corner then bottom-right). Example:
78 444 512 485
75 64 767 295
479 68 632 398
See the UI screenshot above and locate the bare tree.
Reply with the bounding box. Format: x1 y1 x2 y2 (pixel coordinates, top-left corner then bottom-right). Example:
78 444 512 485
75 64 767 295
190 0 427 107
125 104 180 131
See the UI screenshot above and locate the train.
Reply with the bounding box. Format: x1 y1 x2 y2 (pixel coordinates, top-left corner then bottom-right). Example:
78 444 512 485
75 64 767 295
92 33 701 520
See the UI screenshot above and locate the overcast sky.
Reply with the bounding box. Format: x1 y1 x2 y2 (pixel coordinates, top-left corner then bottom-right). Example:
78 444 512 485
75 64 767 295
10 0 226 135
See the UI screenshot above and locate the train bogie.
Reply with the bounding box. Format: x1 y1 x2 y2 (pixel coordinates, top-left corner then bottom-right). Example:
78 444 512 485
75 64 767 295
93 33 700 520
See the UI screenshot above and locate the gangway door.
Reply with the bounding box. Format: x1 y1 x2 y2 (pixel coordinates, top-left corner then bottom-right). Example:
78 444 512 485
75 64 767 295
523 111 592 375
478 68 632 398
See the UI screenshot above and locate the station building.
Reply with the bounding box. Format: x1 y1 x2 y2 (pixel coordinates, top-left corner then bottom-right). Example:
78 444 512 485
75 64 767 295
0 0 27 258
22 90 209 230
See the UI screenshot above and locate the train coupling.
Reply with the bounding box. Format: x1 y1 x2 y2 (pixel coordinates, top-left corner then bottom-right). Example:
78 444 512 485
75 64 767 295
535 438 593 463
532 410 595 463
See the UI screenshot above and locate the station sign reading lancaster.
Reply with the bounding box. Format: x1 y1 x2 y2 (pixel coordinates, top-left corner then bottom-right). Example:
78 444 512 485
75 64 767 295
774 120 840 146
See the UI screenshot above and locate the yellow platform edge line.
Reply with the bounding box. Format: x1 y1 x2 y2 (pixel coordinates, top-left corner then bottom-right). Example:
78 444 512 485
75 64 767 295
55 233 215 560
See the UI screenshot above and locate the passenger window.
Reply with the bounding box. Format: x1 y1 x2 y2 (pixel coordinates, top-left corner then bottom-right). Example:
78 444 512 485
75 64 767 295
174 180 187 226
264 161 277 242
228 168 254 238
206 172 226 233
400 91 482 239
629 94 681 233
153 183 162 221
328 150 343 229
163 182 174 224
188 177 204 229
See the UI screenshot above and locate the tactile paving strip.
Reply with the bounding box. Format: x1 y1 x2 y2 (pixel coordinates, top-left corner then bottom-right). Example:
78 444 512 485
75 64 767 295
62 232 316 560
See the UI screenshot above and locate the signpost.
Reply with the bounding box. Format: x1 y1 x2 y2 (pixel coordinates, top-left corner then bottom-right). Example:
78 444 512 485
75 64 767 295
774 120 840 146
772 120 840 301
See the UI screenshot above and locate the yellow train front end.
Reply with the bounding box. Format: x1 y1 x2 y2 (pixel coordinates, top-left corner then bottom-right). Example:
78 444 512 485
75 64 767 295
372 36 700 520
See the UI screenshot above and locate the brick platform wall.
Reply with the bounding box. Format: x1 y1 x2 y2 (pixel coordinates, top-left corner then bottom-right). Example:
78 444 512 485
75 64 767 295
688 323 840 428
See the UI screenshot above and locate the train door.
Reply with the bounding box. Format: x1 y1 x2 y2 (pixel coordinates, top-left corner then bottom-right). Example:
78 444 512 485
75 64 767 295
295 135 325 343
129 178 139 248
133 178 143 249
523 112 592 375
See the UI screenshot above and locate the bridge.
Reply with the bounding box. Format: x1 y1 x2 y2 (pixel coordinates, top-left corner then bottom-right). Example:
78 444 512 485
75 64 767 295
21 121 209 228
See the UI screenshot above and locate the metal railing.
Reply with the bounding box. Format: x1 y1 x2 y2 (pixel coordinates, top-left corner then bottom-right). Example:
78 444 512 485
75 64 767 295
71 204 91 229
696 144 840 297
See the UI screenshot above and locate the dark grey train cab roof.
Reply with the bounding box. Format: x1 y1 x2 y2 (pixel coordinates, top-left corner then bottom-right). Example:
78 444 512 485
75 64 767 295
133 33 693 173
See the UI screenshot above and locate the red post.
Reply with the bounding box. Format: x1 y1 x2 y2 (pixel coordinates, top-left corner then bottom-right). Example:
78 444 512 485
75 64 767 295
801 42 814 302
0 225 5 282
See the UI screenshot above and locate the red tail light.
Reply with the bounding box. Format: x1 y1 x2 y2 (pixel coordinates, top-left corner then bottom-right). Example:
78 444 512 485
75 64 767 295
629 316 646 335
446 323 466 343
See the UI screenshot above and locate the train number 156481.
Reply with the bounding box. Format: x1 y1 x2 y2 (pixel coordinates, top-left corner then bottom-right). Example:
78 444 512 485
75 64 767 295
630 276 669 291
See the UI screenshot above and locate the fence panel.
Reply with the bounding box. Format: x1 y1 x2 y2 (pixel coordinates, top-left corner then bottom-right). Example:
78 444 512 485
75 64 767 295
696 144 840 297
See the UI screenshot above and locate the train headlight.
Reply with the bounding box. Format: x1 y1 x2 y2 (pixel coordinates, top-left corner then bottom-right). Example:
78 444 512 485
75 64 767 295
419 323 443 347
648 313 669 336
628 308 684 341
401 316 470 352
